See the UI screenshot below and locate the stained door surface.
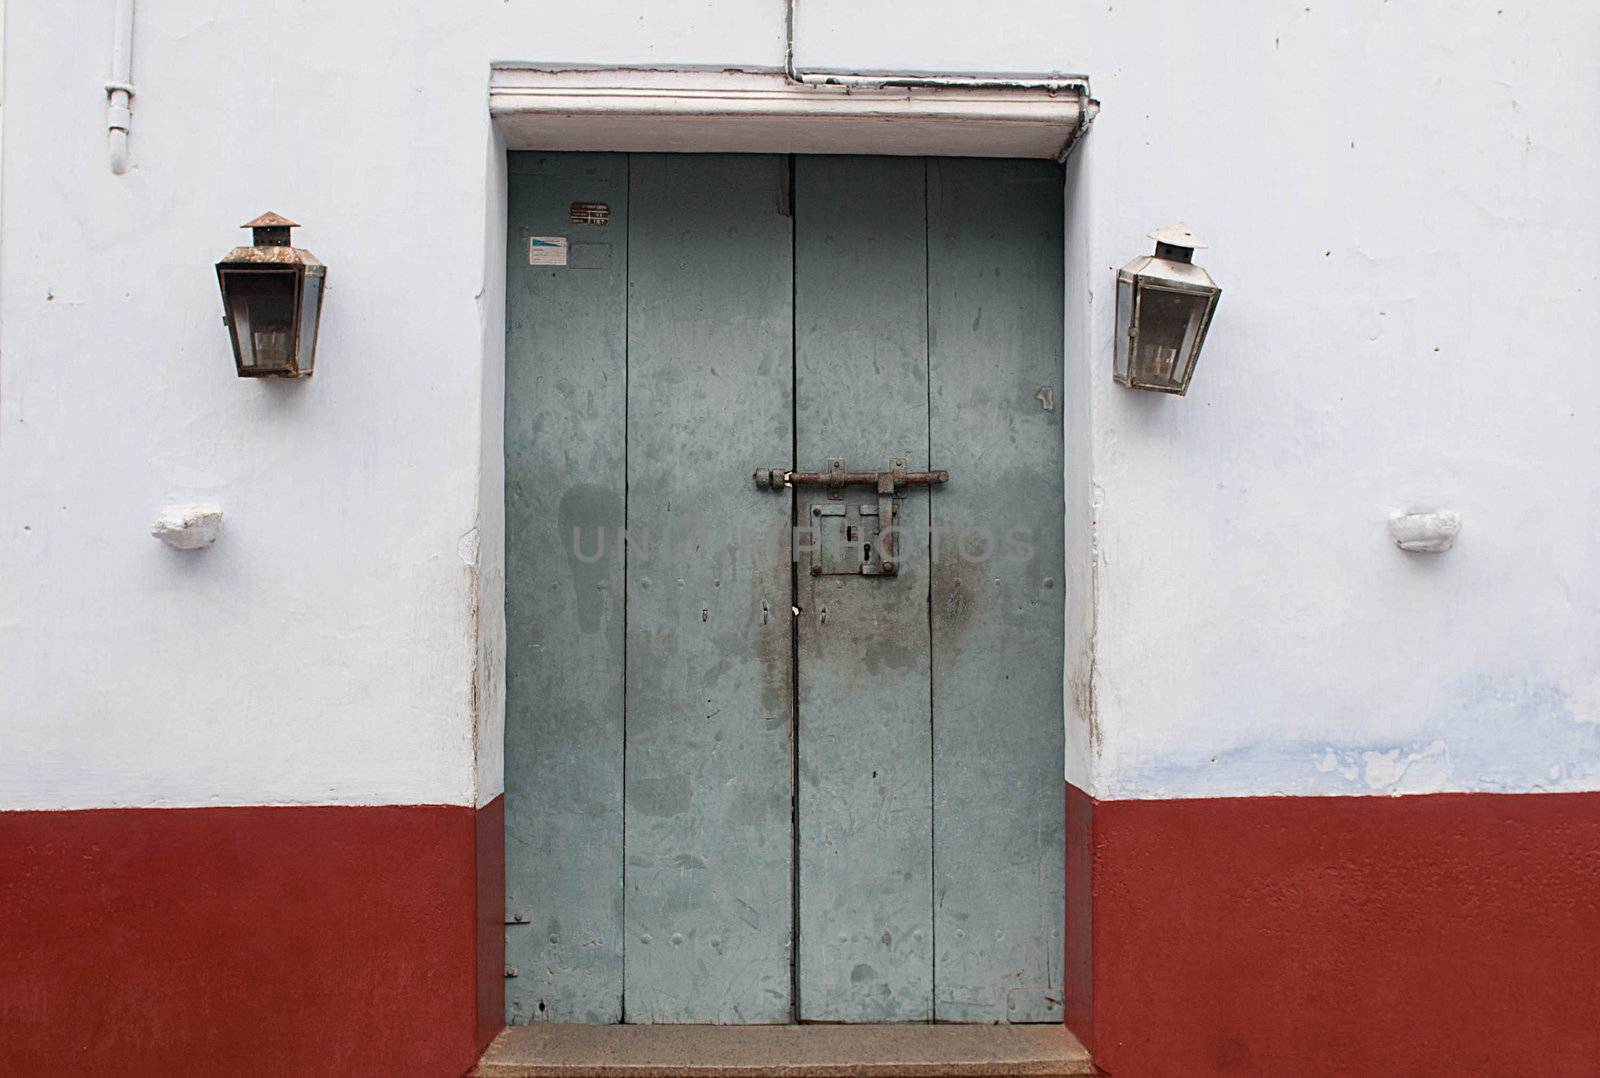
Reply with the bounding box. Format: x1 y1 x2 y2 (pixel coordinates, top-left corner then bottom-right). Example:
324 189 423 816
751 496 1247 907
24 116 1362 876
505 152 1064 1025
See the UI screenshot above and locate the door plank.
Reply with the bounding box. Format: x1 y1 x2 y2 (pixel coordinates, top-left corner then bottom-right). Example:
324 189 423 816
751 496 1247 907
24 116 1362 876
793 156 934 1022
624 154 796 1023
504 152 630 1023
927 158 1066 1023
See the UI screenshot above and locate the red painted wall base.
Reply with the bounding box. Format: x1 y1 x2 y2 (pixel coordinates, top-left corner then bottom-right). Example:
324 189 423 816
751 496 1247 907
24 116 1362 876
11 787 1599 1075
0 799 505 1078
1066 784 1600 1077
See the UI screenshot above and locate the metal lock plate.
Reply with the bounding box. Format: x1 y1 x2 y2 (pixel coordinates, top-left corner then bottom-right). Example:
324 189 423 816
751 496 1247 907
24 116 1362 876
766 456 939 580
811 501 898 576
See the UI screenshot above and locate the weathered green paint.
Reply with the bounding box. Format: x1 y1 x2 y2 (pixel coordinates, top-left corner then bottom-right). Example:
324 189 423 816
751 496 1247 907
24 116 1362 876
504 153 1064 1026
794 156 933 1022
623 155 796 1023
503 152 629 1023
928 157 1067 1022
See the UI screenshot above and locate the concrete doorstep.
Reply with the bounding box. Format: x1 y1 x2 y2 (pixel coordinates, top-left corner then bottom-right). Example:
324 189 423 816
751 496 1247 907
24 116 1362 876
473 1023 1097 1078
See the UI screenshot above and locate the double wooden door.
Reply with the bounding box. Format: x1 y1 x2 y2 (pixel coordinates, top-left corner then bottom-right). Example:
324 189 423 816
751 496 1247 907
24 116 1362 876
505 152 1063 1025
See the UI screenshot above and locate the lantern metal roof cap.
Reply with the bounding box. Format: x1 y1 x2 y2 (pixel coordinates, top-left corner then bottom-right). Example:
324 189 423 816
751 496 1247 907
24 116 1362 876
1147 223 1207 249
242 211 299 230
219 210 322 269
1119 228 1219 291
218 245 324 267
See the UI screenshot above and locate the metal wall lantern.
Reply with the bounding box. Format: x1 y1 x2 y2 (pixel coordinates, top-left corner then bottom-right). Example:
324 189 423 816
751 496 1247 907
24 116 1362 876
1114 224 1220 395
216 212 325 378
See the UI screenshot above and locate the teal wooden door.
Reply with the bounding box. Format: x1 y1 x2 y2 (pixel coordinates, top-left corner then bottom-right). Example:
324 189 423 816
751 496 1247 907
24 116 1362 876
505 153 1064 1025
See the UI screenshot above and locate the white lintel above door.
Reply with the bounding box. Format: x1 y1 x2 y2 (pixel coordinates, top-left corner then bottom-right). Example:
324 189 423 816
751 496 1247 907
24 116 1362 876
489 67 1095 160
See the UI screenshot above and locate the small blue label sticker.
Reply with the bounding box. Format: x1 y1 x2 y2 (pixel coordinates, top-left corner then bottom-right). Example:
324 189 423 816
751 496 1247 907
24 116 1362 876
528 236 568 266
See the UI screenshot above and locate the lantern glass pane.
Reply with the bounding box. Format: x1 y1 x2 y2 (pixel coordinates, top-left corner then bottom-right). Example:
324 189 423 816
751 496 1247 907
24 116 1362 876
1132 285 1209 390
295 273 322 375
226 272 298 372
1114 275 1133 381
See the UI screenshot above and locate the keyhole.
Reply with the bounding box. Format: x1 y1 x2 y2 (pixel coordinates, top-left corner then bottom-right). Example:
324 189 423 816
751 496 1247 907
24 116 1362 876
862 542 872 563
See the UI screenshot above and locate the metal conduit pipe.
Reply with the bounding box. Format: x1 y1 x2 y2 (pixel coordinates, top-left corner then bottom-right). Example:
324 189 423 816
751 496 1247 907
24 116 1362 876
782 0 1095 134
106 0 135 174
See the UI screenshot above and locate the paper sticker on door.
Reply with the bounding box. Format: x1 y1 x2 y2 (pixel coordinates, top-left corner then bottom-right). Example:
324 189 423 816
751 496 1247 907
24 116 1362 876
528 236 568 266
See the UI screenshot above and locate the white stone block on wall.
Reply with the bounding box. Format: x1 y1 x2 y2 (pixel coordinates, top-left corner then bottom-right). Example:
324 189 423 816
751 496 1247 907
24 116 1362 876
151 503 224 550
1388 511 1461 553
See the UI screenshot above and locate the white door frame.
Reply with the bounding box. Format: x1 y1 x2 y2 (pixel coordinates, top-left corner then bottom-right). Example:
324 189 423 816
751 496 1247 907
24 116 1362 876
474 62 1102 812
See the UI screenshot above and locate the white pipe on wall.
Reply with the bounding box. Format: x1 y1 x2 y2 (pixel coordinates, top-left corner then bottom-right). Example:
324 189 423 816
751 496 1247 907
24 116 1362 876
782 0 1089 92
781 0 1094 145
105 0 134 174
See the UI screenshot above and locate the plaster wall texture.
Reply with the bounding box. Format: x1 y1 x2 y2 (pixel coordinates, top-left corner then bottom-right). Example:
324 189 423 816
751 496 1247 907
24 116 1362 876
1 1 1595 810
1043 3 1600 798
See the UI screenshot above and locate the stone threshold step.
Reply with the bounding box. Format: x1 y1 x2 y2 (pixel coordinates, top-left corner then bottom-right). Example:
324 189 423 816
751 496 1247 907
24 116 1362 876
474 1023 1097 1078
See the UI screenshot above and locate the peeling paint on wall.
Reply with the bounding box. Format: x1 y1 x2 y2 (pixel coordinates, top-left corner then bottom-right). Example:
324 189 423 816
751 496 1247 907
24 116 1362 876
1105 673 1599 799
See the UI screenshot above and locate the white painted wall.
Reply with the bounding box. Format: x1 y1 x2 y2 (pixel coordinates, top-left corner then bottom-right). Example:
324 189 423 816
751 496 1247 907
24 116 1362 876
1054 3 1600 798
2 1 1595 810
0 1 782 811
